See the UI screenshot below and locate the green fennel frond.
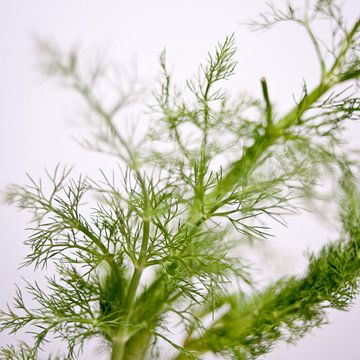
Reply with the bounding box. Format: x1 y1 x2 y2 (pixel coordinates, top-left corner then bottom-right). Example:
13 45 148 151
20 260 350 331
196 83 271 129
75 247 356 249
1 1 360 359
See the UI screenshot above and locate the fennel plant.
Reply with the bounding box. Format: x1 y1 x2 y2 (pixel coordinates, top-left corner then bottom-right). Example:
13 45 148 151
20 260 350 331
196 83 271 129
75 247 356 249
1 1 360 359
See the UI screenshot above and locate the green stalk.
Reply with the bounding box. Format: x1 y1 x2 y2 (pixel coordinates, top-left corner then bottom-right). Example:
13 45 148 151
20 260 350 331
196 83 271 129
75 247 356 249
111 336 126 360
111 172 150 360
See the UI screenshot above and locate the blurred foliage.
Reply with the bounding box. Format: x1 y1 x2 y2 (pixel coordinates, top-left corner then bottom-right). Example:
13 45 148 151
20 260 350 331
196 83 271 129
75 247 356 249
1 1 360 359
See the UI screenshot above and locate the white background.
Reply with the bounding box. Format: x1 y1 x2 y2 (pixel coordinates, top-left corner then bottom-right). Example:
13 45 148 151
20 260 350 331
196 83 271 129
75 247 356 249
0 0 359 359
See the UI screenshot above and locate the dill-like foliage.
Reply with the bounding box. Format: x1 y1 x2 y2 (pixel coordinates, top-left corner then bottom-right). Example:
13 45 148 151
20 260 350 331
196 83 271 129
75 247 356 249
1 1 360 359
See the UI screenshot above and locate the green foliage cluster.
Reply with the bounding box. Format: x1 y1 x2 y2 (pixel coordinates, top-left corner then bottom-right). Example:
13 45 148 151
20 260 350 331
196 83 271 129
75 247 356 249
1 1 360 359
